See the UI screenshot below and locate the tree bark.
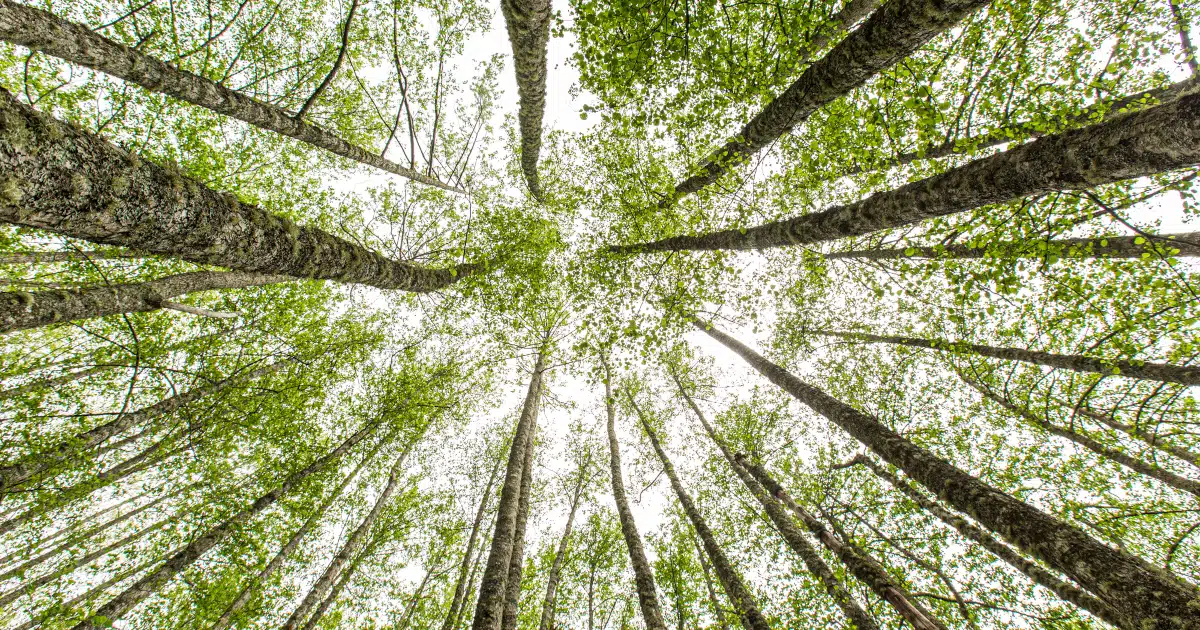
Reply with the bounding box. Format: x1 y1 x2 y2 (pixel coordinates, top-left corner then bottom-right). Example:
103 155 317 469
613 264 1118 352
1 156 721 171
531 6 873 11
499 0 551 198
70 417 381 630
694 318 1200 630
601 353 668 630
795 0 882 64
443 454 504 630
1066 402 1200 472
0 270 287 334
0 89 486 292
669 369 883 630
12 555 159 630
500 410 538 630
538 452 590 630
0 249 143 264
693 534 729 630
0 0 462 192
843 454 1124 627
0 363 114 401
668 0 992 201
471 351 545 630
827 231 1200 262
614 87 1200 254
629 393 772 630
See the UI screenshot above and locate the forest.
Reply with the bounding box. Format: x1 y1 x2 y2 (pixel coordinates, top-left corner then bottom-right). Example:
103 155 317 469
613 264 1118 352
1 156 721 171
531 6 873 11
0 0 1198 627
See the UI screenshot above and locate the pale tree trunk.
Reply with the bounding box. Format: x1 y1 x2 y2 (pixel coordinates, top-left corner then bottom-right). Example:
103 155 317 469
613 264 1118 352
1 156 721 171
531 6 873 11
472 351 546 630
692 534 729 630
1 490 147 561
629 394 772 630
0 0 462 192
827 231 1200 262
0 364 112 402
842 454 1124 627
498 0 551 198
537 451 591 630
668 369 882 630
396 557 446 630
458 519 494 630
442 454 504 630
300 537 382 630
0 89 486 293
615 89 1200 254
13 555 159 630
70 418 381 630
0 249 143 264
601 353 668 630
1065 402 1200 472
500 412 537 630
694 319 1200 629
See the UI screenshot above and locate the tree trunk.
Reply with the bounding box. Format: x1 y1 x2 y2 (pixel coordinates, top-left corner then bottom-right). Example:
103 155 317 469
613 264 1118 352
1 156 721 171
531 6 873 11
694 318 1200 630
0 360 286 493
0 89 486 293
0 490 147 562
538 452 590 630
796 0 882 64
300 538 378 630
668 0 992 200
844 454 1124 627
669 369 883 630
0 249 143 264
499 0 551 198
827 231 1200 262
629 393 772 630
294 0 359 122
443 454 504 630
395 560 441 630
500 410 538 630
692 534 730 630
458 518 494 630
0 364 114 402
70 417 381 630
1066 403 1200 472
12 555 159 630
615 88 1200 254
472 351 546 630
601 353 668 630
0 0 461 192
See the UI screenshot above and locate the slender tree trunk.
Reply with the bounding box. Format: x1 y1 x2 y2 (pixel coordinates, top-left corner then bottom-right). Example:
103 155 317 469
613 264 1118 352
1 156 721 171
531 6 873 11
458 520 493 630
12 555 160 630
1065 402 1200 472
499 0 551 198
294 0 359 121
842 454 1124 627
0 249 143 264
827 231 1200 262
615 89 1200 254
693 534 730 630
500 411 538 630
694 318 1200 629
300 539 379 630
442 454 503 630
70 417 381 630
0 490 147 561
472 351 546 630
601 353 668 630
0 0 461 192
0 364 114 402
629 393 772 630
668 0 991 201
0 89 486 293
0 360 286 493
395 560 441 630
538 452 590 630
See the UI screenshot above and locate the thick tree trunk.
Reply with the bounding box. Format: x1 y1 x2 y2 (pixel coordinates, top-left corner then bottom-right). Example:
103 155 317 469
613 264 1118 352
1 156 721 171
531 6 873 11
844 454 1124 627
827 231 1200 262
472 351 545 630
629 394 772 630
538 453 590 630
499 0 551 198
815 329 1200 386
669 0 992 200
669 369 882 630
615 88 1200 254
601 353 668 630
443 455 504 630
70 418 381 630
0 89 485 292
0 360 286 493
694 319 1200 630
796 0 882 63
0 0 461 192
0 249 143 264
500 412 538 630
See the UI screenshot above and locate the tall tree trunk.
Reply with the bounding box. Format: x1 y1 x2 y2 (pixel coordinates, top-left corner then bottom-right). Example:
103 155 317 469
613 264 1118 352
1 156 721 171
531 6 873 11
0 249 143 264
443 454 504 630
669 369 884 630
827 231 1200 262
795 0 882 64
668 0 992 201
498 0 551 198
300 538 380 630
293 0 359 121
814 329 1200 386
70 417 382 630
692 534 730 630
0 360 286 493
500 411 538 630
601 353 668 630
0 270 288 334
458 518 494 630
614 89 1200 254
1064 401 1200 472
842 454 1124 627
538 452 590 630
395 559 442 630
0 89 486 293
12 555 159 630
629 393 772 630
0 364 112 402
0 0 462 192
0 490 148 562
694 318 1200 629
472 351 546 630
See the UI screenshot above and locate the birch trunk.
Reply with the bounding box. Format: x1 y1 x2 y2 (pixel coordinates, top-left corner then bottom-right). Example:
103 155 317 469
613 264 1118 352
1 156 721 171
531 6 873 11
537 453 590 630
0 249 143 264
1067 403 1200 472
828 231 1200 262
442 455 503 630
500 412 537 630
499 0 551 198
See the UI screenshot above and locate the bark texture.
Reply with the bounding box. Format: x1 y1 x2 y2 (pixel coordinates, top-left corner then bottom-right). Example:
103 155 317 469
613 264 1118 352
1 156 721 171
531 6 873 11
0 270 287 334
1068 404 1200 472
537 454 589 630
0 89 484 292
294 0 359 121
501 413 538 630
499 0 551 198
616 87 1200 254
694 318 1200 630
828 231 1200 261
796 0 883 63
0 0 461 192
0 249 142 264
442 455 503 630
0 363 113 401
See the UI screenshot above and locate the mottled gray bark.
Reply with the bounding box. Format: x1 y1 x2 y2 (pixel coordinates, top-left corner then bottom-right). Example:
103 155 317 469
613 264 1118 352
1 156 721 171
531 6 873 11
0 89 486 292
601 354 668 630
442 455 503 630
615 88 1200 254
472 352 545 630
843 454 1124 627
828 231 1200 261
298 545 367 630
0 360 286 493
0 0 461 192
629 394 772 630
669 369 881 630
0 270 288 334
501 413 538 630
0 249 143 264
538 453 589 630
294 0 359 121
796 0 882 63
814 329 1200 386
499 0 551 198
70 418 380 630
668 0 992 200
694 318 1200 630
693 535 729 630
